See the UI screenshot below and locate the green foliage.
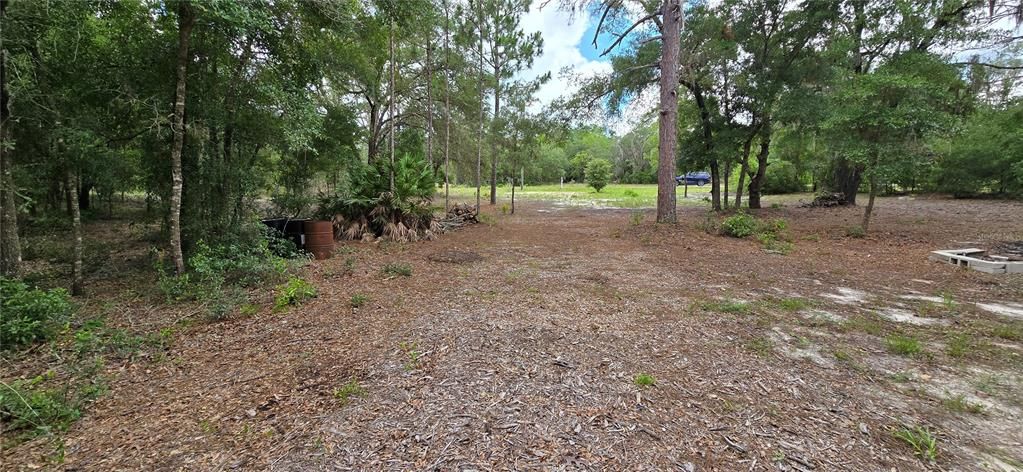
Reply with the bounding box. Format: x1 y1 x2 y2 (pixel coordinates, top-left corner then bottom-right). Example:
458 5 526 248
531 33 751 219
894 426 938 461
0 379 82 439
274 277 317 310
1 278 73 350
633 373 656 387
846 226 866 238
382 263 412 278
762 161 805 194
934 103 1023 197
320 154 438 242
584 159 612 192
721 212 758 238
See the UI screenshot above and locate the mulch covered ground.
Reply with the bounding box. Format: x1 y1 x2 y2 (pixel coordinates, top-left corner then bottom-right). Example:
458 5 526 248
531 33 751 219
3 195 1022 471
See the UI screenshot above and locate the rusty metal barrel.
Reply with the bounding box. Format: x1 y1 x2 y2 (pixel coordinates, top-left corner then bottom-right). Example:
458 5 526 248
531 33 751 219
303 220 334 260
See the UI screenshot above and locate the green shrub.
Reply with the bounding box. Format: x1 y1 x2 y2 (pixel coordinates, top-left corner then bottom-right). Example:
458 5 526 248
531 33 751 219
0 377 82 438
721 212 758 238
319 155 438 243
585 159 612 192
886 335 922 356
274 277 317 310
1 277 73 350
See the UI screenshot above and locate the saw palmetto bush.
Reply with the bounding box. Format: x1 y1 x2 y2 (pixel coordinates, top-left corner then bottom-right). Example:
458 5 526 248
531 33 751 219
318 154 439 243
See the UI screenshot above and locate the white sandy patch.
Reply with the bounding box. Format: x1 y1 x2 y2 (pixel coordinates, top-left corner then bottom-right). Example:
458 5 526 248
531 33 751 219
876 307 948 326
801 309 846 323
821 287 869 305
976 302 1023 319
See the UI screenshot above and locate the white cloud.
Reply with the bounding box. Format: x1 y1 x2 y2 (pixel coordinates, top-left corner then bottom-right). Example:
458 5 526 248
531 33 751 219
517 2 612 112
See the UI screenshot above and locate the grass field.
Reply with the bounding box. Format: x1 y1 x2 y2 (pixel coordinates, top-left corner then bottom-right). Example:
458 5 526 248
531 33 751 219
442 183 812 209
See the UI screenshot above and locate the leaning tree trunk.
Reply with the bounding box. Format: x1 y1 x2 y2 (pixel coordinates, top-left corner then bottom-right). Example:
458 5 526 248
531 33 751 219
66 169 83 295
0 0 20 277
861 174 877 233
169 1 194 275
656 0 681 224
747 120 772 209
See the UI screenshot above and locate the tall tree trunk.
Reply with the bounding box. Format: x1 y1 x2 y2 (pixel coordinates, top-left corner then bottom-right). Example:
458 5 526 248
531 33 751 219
688 82 718 211
443 0 451 211
169 1 194 275
0 0 20 277
723 163 730 207
367 101 380 163
388 22 396 191
656 0 681 224
426 35 433 169
66 169 83 295
709 160 721 210
834 160 862 205
734 133 754 209
475 4 483 214
747 119 772 209
489 61 500 205
861 174 877 232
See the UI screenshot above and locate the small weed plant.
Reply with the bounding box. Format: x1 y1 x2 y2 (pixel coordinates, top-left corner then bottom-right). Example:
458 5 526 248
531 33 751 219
333 380 365 404
383 262 413 278
886 335 922 356
634 373 656 387
274 277 317 310
942 393 985 414
350 293 369 308
894 426 938 461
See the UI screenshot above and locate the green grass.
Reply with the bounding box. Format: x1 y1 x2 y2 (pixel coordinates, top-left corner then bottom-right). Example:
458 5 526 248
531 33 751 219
894 426 938 461
886 334 923 356
332 380 365 404
350 293 369 308
776 297 811 312
442 184 813 209
382 262 412 278
634 373 656 387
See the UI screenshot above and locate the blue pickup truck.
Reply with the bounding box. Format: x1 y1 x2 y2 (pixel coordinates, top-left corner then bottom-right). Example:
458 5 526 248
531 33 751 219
675 171 711 186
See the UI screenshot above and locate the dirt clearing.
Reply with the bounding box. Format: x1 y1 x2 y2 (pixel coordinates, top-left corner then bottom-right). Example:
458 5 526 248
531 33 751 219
3 196 1023 471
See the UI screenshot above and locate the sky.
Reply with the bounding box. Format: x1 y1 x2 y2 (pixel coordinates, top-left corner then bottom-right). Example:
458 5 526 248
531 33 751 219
517 1 655 134
517 2 612 110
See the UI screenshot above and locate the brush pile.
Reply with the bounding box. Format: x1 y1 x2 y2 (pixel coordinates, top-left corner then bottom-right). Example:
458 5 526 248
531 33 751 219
801 192 848 208
437 204 478 231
